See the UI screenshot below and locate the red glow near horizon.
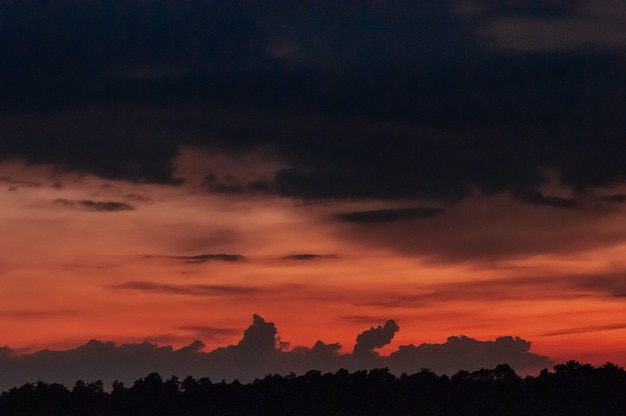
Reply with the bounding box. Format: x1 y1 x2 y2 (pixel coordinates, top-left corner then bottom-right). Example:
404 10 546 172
1 158 626 371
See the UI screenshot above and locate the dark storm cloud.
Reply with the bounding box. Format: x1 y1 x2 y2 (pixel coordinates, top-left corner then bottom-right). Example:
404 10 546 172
0 315 552 392
1 1 625 204
53 199 135 212
113 281 258 297
337 207 446 224
1 110 183 184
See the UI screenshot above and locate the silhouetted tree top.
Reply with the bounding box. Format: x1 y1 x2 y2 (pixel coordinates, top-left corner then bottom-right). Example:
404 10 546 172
1 362 625 416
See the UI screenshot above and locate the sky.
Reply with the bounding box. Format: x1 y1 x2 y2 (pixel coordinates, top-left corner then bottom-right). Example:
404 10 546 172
1 0 626 390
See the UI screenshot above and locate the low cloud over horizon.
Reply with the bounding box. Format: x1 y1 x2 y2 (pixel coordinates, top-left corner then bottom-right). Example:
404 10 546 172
0 314 552 392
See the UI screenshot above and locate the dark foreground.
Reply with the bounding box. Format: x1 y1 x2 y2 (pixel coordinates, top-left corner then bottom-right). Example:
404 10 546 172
1 361 625 415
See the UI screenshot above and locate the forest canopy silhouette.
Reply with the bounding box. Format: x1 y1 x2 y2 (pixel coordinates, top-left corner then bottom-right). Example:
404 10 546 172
1 361 625 416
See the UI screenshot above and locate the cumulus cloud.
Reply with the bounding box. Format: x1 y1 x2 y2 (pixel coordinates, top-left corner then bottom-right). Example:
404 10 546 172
236 314 277 355
353 320 400 357
0 315 552 392
388 335 552 376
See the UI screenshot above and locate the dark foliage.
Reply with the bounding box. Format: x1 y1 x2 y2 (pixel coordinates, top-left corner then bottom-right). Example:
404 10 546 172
1 361 625 415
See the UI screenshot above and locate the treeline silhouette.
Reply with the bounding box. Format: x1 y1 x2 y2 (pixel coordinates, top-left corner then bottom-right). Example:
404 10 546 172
1 361 625 416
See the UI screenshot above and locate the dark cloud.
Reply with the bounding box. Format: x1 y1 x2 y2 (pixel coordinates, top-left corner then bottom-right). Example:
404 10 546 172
140 253 246 264
538 322 626 337
472 0 582 17
354 276 572 309
0 315 552 392
0 345 13 360
112 281 258 297
123 194 154 204
598 194 626 203
281 254 338 261
332 194 626 263
353 320 400 357
245 179 275 194
78 200 135 212
514 190 578 209
0 111 183 184
53 199 135 212
236 314 277 355
576 273 626 298
177 254 244 264
204 173 245 194
337 207 445 224
282 254 321 260
354 273 626 309
388 336 552 376
481 2 626 52
0 1 624 207
0 1 475 109
0 176 42 191
206 182 246 194
208 181 276 195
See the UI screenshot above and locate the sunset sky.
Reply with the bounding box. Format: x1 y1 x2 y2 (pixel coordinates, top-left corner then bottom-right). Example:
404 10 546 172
1 0 626 388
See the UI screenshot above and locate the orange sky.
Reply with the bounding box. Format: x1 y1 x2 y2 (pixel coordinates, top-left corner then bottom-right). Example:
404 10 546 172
2 155 625 369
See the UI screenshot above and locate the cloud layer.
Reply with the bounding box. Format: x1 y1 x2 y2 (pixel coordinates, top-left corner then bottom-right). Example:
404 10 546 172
0 315 552 392
1 1 624 207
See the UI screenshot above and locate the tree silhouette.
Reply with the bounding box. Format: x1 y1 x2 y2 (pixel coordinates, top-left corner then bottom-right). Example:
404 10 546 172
1 361 625 415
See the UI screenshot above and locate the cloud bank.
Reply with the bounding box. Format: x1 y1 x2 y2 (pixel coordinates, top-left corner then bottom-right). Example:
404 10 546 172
1 1 624 208
0 315 552 392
